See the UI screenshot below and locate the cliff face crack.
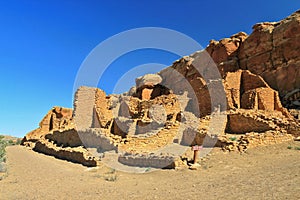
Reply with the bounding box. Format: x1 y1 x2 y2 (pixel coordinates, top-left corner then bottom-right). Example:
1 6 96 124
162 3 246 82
269 27 275 70
235 36 244 69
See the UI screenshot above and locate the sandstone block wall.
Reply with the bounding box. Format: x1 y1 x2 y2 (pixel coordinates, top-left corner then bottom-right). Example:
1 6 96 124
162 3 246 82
45 129 82 147
73 86 97 130
33 141 97 167
22 106 74 143
95 89 113 128
226 113 274 134
78 128 118 152
118 153 175 169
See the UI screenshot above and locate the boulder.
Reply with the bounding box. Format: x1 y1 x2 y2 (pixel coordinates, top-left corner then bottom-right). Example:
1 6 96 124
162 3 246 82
135 74 162 88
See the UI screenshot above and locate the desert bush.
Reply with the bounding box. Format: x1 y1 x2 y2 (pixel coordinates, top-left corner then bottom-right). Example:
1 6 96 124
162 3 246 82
104 168 117 182
287 145 300 150
16 138 22 145
104 175 117 182
0 136 7 163
8 139 14 145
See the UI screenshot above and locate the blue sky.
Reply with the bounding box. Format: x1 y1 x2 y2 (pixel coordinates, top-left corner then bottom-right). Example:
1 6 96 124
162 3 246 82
0 0 299 137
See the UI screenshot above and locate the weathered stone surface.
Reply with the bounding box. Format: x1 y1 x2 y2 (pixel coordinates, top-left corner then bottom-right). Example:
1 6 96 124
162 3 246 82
207 10 300 106
283 89 300 109
226 113 275 134
135 84 172 100
180 127 200 146
159 52 226 117
78 128 118 152
118 153 176 169
33 141 97 167
241 70 269 91
218 130 294 152
21 106 101 167
118 97 131 118
224 70 242 108
240 90 258 109
73 86 113 130
95 88 113 128
73 86 97 130
45 129 82 147
135 74 162 88
290 109 300 119
240 88 279 111
161 57 285 115
22 106 73 143
206 32 248 76
239 22 276 68
136 119 163 135
112 117 135 137
141 88 153 100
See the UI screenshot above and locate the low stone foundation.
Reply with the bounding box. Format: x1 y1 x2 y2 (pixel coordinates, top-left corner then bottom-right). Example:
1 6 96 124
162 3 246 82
33 141 97 167
118 153 176 169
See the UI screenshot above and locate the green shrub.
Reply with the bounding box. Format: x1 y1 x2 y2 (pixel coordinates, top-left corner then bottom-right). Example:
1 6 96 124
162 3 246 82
103 168 117 181
294 146 300 151
0 136 8 163
16 138 22 145
104 175 117 182
8 139 14 145
287 146 300 150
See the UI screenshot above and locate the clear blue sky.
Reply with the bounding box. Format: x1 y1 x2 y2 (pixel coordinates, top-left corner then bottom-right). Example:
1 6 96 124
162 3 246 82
0 0 299 137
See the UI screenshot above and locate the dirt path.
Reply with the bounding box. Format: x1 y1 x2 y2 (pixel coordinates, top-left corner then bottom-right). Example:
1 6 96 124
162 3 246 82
1 142 300 200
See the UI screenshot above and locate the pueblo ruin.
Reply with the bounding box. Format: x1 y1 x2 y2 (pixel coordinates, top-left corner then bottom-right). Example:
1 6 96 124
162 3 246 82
22 10 300 169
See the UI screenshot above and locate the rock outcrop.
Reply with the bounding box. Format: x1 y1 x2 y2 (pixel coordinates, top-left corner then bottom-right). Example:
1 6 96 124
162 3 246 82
206 10 300 109
160 54 290 118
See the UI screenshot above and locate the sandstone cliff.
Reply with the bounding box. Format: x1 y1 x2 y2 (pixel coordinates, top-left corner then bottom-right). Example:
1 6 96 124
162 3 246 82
206 10 300 109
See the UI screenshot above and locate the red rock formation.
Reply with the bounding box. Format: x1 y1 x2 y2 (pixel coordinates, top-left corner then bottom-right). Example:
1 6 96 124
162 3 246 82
225 70 284 112
207 10 300 101
206 32 248 76
161 55 288 117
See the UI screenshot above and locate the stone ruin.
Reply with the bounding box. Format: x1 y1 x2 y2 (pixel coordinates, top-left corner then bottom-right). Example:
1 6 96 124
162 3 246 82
21 107 97 166
22 10 300 169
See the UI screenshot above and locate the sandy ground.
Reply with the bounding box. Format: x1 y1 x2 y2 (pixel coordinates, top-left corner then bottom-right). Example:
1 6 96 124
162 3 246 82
0 141 300 200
